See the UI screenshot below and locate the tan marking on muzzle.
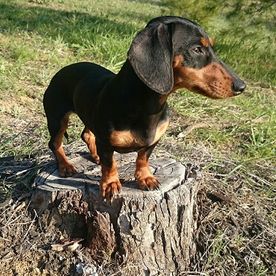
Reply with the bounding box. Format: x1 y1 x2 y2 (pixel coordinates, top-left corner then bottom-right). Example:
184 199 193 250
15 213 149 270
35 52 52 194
173 55 235 99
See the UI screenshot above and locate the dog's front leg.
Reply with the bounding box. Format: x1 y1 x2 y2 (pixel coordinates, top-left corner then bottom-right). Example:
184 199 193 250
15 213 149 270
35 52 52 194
97 143 121 200
135 143 159 190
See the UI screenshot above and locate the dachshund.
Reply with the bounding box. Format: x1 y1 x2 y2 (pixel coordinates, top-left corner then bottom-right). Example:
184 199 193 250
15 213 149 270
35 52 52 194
43 16 246 200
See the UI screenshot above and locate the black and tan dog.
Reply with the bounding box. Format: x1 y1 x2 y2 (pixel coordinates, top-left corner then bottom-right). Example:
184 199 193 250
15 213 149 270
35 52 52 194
43 16 245 200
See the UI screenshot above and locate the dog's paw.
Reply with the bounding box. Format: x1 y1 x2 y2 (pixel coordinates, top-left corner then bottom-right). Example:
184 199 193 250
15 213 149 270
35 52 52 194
58 162 77 177
135 169 159 190
100 179 122 201
137 176 159 190
92 154 100 165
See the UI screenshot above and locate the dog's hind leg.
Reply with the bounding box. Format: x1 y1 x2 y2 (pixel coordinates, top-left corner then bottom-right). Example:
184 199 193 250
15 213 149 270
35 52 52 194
43 82 77 177
47 112 77 177
81 127 100 164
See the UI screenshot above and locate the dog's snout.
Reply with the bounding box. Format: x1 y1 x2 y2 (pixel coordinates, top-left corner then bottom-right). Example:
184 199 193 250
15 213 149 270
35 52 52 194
232 79 246 95
216 61 246 96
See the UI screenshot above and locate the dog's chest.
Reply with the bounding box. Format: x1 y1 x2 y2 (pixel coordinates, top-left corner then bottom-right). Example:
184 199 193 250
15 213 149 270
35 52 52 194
110 120 169 152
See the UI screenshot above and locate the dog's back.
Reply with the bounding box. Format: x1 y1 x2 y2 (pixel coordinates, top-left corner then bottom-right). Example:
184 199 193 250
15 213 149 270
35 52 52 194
43 62 114 112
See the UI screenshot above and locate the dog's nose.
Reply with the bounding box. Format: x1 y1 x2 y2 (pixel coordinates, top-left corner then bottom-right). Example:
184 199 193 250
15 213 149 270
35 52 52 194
232 79 246 94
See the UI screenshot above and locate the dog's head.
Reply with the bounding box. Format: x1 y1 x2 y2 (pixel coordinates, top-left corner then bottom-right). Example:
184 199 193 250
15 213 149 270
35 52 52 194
127 16 246 98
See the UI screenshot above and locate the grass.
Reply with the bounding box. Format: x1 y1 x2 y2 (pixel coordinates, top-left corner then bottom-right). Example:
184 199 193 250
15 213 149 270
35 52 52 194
169 85 276 164
0 0 275 275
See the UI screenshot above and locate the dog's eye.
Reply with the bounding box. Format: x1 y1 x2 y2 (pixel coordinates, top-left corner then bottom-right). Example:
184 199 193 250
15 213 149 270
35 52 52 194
192 47 204 55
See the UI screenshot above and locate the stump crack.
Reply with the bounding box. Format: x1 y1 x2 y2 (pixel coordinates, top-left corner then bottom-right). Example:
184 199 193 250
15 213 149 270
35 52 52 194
164 193 171 221
108 198 126 262
171 244 179 273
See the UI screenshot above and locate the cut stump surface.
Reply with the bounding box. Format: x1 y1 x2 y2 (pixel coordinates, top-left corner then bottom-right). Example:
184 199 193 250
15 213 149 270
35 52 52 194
32 150 199 275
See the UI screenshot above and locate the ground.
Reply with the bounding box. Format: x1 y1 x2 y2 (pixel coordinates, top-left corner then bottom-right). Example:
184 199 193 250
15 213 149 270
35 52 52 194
0 0 275 275
1 111 275 275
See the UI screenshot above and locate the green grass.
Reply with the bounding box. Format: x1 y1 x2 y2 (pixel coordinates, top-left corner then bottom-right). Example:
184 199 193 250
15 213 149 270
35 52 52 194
169 85 275 164
0 0 275 274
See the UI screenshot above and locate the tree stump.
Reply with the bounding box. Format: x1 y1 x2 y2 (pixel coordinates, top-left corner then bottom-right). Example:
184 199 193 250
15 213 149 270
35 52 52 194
32 150 199 275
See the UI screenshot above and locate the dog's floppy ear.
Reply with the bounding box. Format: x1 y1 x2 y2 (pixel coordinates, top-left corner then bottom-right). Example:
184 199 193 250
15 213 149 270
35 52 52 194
127 23 173 94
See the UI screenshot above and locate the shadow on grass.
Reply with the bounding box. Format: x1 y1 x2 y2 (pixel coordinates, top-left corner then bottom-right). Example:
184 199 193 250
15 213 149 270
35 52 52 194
0 156 37 203
0 147 58 203
0 2 138 46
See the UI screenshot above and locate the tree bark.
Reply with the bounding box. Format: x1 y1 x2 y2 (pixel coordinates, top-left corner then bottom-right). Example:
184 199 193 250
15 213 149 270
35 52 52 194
32 151 199 275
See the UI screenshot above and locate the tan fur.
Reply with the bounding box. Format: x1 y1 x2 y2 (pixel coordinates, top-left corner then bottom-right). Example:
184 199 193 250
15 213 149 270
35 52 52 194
135 148 159 190
82 127 99 163
110 120 169 148
100 159 121 199
53 112 77 176
200 37 210 47
173 55 234 99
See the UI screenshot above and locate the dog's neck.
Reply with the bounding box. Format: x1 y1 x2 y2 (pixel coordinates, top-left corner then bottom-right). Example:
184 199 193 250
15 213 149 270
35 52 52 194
114 60 169 115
